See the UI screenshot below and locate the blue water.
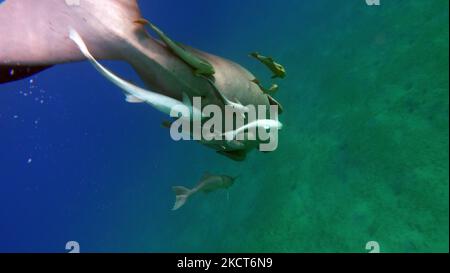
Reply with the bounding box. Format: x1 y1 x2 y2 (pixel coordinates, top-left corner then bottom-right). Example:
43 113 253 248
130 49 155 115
0 0 448 252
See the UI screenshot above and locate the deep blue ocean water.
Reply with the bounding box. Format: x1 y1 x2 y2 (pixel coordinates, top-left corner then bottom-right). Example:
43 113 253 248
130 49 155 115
0 0 448 252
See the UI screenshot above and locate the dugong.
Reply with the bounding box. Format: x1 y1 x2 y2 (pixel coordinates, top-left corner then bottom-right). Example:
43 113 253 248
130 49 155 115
0 0 280 161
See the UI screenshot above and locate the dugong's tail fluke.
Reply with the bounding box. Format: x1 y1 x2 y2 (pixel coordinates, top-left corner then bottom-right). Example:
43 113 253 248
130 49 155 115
172 186 192 211
0 0 142 84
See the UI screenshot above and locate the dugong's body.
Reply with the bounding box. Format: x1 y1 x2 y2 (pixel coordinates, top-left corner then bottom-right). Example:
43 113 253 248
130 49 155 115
0 0 276 160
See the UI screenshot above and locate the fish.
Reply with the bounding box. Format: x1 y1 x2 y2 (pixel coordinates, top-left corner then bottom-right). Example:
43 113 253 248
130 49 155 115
69 29 203 120
221 119 283 141
172 173 237 210
250 52 286 79
0 0 274 161
251 79 279 94
202 76 250 119
216 149 249 162
134 18 215 77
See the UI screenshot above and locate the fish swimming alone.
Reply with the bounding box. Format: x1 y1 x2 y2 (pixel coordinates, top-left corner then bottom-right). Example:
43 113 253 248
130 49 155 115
250 52 287 79
172 174 237 210
0 0 282 161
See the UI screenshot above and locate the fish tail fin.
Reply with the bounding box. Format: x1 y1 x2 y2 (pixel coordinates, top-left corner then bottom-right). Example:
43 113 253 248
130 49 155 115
134 18 162 37
171 186 192 211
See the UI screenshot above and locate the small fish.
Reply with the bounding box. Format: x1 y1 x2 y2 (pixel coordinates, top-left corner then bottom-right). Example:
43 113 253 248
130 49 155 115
222 119 283 141
202 76 250 119
250 52 286 79
251 79 279 94
69 29 203 120
135 18 215 77
203 76 249 119
172 174 238 210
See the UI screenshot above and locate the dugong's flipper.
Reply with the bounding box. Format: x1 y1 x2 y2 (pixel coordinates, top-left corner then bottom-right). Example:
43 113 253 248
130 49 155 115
0 0 142 83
